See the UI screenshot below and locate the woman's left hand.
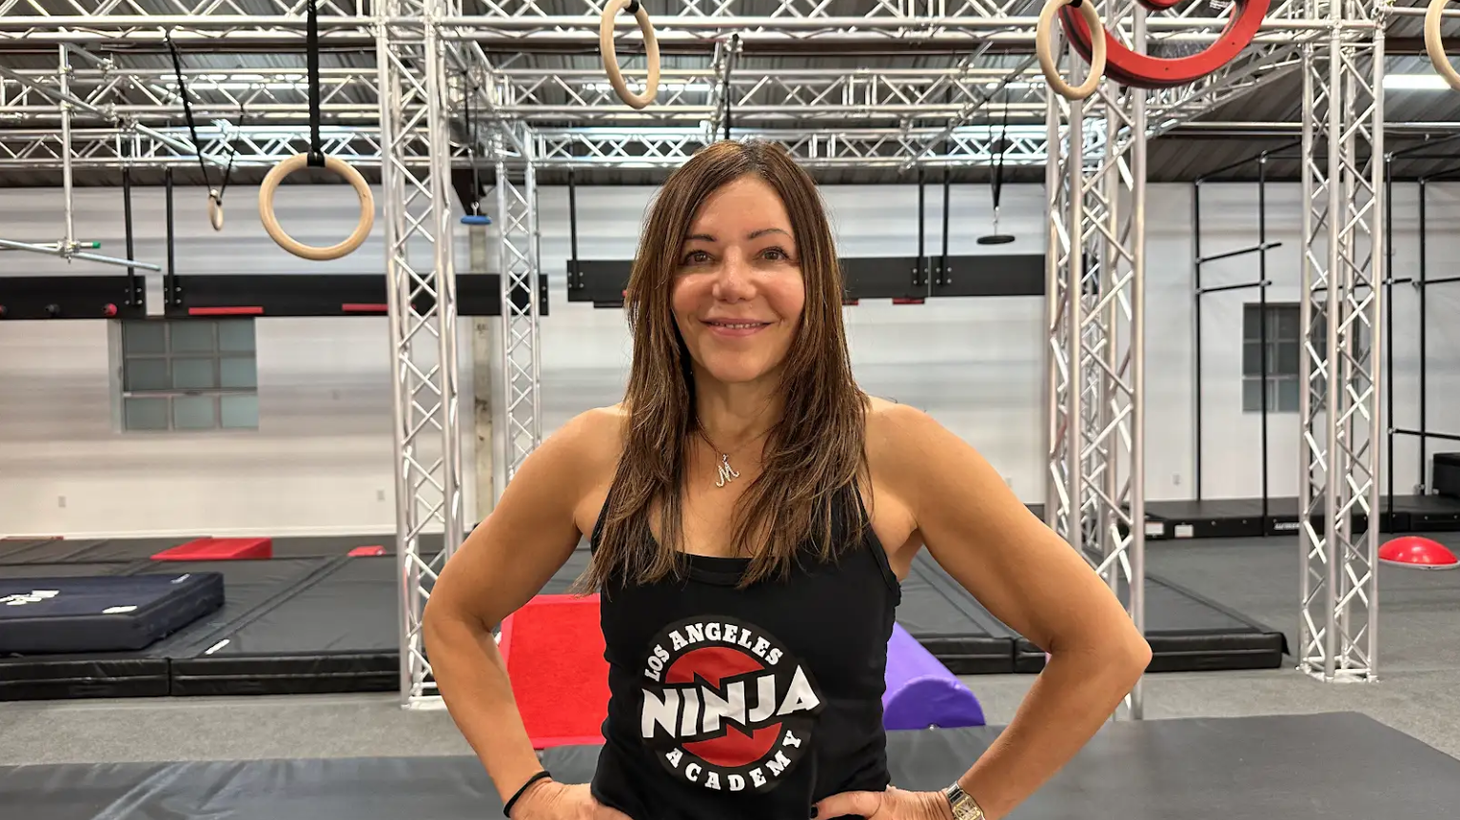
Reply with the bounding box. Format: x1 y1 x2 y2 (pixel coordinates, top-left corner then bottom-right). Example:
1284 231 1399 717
812 786 954 819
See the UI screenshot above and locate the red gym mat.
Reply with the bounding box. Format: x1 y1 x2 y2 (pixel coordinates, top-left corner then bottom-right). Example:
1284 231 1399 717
152 537 273 561
498 594 609 749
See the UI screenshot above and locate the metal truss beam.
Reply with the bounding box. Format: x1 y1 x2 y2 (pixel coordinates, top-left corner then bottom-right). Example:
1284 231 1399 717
532 123 1085 168
379 0 468 709
488 118 542 497
1045 1 1147 720
1297 0 1384 683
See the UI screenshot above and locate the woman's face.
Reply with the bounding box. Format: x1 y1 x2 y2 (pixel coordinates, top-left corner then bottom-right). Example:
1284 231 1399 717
670 175 806 388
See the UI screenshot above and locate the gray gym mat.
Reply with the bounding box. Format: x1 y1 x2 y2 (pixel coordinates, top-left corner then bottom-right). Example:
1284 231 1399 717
2 713 1455 820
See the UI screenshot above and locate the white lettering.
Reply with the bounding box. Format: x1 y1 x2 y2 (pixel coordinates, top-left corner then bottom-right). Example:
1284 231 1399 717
680 688 701 737
723 624 739 644
778 666 820 715
684 623 704 643
685 763 702 783
727 774 746 791
641 688 680 738
704 772 721 790
669 630 687 651
747 674 777 724
705 622 722 641
764 751 792 777
738 628 755 649
752 637 771 659
750 769 768 788
781 729 802 748
700 680 746 734
665 749 684 769
766 647 783 665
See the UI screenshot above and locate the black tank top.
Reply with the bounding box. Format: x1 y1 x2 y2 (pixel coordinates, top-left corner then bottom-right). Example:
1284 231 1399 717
586 481 902 820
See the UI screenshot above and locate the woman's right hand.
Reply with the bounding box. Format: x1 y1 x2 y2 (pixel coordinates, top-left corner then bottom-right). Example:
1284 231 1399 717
511 780 634 820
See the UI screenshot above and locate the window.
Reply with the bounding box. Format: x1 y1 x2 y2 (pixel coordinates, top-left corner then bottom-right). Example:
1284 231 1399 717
1242 303 1302 413
116 318 259 431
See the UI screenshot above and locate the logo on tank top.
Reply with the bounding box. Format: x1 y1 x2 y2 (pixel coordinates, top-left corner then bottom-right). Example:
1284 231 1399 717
638 615 824 794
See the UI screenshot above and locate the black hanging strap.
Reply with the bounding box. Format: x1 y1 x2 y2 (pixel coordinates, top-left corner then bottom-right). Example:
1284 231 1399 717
991 90 1010 211
722 34 739 141
305 0 325 167
215 105 246 202
165 33 211 189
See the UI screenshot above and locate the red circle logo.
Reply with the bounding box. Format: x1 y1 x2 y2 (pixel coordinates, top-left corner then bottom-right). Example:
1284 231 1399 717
638 617 824 793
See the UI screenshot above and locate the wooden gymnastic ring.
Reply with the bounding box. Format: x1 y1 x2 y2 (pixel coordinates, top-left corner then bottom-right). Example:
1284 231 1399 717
1037 0 1107 101
599 0 661 110
258 153 375 261
1426 0 1460 92
1059 0 1270 90
208 189 224 232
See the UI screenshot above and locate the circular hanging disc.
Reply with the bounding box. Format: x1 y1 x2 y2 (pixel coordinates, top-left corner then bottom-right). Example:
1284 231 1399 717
977 234 1017 246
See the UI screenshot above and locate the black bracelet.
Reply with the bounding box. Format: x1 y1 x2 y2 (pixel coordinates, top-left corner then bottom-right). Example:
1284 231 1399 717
502 770 552 818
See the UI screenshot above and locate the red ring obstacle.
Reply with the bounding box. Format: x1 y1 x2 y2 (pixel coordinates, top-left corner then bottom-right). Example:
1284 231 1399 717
1057 0 1271 90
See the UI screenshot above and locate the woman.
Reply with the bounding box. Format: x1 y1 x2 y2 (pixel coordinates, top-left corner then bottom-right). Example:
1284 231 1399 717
423 140 1151 820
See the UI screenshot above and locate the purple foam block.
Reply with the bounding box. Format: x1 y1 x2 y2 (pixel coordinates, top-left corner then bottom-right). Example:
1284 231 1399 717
882 622 986 731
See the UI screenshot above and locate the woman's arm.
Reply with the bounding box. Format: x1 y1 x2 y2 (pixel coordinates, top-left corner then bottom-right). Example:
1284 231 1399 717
875 405 1151 820
423 408 617 810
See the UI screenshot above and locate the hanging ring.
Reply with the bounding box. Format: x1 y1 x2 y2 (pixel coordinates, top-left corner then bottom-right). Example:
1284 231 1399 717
258 153 375 261
1426 0 1460 91
207 189 224 232
1037 0 1107 101
1059 0 1269 90
599 0 661 109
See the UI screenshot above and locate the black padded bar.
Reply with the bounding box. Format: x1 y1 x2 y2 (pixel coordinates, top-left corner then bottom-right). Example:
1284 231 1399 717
5 713 1459 820
1393 427 1460 444
1196 279 1270 295
0 276 145 321
1195 242 1282 264
163 273 549 318
928 254 1044 298
566 255 1046 306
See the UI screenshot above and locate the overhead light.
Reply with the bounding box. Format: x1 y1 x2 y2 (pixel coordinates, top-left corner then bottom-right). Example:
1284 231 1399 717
1383 74 1451 90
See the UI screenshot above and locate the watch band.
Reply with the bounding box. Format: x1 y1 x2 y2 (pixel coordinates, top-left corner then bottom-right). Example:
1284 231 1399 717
942 783 987 820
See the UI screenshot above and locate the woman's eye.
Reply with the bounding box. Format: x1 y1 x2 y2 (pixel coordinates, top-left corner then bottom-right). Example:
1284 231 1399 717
682 250 710 265
762 247 789 261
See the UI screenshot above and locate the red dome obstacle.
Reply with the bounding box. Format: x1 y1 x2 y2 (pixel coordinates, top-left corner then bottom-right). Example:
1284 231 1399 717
1378 536 1459 571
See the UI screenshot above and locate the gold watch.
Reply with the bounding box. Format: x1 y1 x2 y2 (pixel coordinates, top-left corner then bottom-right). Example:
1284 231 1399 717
941 783 986 820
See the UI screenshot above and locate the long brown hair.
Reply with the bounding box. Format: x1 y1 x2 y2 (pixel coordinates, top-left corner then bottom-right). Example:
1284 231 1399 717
581 139 869 591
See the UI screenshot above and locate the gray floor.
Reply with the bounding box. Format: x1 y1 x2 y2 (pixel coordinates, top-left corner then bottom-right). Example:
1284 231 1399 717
1 533 1458 766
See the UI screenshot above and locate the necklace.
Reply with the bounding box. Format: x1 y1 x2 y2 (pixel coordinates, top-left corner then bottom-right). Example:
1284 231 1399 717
695 428 741 489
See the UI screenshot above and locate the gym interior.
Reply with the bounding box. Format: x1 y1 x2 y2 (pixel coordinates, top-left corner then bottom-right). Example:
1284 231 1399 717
3 1 1460 818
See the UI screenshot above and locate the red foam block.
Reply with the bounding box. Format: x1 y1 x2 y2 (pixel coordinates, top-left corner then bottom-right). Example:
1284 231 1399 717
349 545 387 557
152 537 273 561
498 594 609 749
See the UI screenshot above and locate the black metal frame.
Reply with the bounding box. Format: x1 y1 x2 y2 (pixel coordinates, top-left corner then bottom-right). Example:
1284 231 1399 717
1384 139 1460 515
1190 142 1298 514
563 167 1045 307
2 161 547 320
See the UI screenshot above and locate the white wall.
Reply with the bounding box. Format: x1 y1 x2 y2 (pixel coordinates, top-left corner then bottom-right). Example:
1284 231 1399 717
2 177 1457 538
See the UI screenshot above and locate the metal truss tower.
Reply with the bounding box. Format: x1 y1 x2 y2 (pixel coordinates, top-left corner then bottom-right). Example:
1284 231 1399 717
1044 5 1148 719
489 119 543 494
378 0 465 707
1296 0 1384 683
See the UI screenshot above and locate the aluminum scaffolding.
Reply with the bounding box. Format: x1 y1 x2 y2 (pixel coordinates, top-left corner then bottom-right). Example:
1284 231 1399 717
1296 0 1384 683
1043 0 1147 720
377 0 470 707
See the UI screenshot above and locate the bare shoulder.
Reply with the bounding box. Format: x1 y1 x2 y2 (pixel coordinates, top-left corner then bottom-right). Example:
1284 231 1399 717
546 403 628 534
863 395 946 472
861 395 1009 524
